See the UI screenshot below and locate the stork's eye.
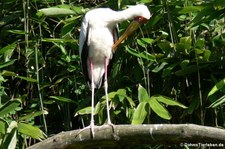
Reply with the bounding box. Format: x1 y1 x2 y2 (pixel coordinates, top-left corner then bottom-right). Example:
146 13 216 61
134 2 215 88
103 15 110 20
134 16 148 24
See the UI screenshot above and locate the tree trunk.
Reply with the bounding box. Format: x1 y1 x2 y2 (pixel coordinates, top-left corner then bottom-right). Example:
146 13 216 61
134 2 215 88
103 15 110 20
27 124 225 149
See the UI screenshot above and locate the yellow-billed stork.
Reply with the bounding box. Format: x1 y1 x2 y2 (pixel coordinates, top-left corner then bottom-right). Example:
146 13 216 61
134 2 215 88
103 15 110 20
79 4 150 136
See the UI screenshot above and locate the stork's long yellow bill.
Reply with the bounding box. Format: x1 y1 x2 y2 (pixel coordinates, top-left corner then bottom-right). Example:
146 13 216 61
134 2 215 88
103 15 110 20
112 20 141 52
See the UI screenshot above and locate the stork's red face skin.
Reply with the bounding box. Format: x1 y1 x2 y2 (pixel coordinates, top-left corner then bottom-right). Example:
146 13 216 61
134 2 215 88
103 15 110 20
134 16 148 24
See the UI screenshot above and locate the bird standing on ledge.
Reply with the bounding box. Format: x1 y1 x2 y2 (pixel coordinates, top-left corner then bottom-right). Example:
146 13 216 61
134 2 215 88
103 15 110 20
79 4 151 136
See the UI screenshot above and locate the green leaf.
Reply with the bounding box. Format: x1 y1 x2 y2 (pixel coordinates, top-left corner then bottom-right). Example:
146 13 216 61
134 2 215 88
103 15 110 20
38 8 76 17
158 41 172 54
61 21 76 37
7 30 25 35
149 97 171 120
1 127 17 149
1 70 17 76
116 89 135 107
138 84 150 102
154 95 187 108
131 102 148 124
0 59 16 69
152 62 168 73
137 38 153 48
49 96 75 103
141 38 154 44
0 42 16 62
187 99 199 114
0 118 8 134
189 6 214 28
208 95 225 108
178 6 203 14
17 76 38 83
125 47 156 61
162 63 178 78
175 64 208 76
1 71 37 83
0 75 6 83
42 38 76 43
176 36 192 51
116 88 126 96
208 78 225 96
19 110 48 121
18 122 45 140
203 49 211 61
0 99 21 117
74 106 91 116
125 96 135 108
138 0 152 3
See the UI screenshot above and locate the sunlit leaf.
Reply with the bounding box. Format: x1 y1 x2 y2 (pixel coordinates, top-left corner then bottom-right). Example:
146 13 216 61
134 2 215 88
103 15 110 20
154 95 187 108
125 96 135 108
138 84 150 102
0 42 16 62
1 70 17 76
18 122 45 140
208 78 225 96
38 8 76 17
7 30 25 35
49 96 75 103
131 102 148 124
208 95 225 108
74 106 91 116
138 0 152 3
176 36 192 51
0 118 8 134
203 49 211 61
19 110 48 121
0 99 21 117
178 6 203 14
141 38 154 44
137 38 153 48
149 97 171 120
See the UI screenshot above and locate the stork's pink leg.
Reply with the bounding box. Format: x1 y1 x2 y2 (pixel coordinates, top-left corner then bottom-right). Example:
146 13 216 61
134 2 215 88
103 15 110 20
104 58 112 125
90 59 95 137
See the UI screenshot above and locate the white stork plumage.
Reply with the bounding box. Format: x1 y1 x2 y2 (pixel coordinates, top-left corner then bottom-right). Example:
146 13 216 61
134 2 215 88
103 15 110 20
79 4 150 136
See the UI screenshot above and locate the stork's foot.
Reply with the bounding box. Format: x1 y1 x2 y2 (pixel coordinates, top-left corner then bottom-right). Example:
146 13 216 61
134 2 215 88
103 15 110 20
76 122 95 138
90 122 95 138
107 122 115 134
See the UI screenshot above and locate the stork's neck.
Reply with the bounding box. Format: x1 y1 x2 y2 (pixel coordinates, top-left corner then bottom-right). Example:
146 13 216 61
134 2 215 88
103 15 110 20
109 8 139 25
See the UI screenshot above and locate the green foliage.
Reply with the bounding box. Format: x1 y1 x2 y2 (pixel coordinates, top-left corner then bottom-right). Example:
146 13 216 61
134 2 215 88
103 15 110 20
131 85 186 124
0 0 225 148
0 100 46 148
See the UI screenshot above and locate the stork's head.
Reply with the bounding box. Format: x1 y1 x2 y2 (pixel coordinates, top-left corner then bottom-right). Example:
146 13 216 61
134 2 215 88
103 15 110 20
132 4 151 23
112 4 151 51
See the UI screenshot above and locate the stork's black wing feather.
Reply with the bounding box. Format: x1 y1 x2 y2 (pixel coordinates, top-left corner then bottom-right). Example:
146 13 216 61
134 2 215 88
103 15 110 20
80 24 91 88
